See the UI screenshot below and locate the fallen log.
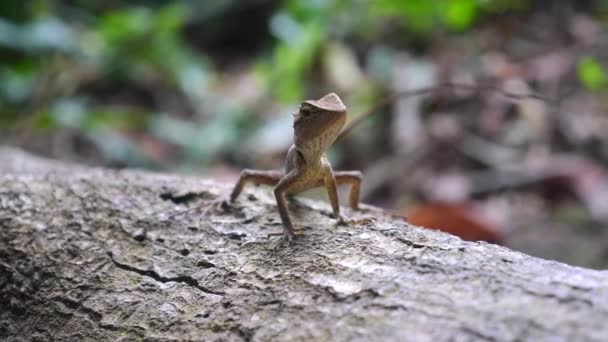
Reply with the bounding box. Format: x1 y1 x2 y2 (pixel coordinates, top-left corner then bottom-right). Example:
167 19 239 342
0 147 606 341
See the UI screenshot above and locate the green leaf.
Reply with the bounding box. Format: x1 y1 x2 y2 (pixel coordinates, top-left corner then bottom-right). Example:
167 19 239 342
31 110 57 130
442 0 477 30
371 0 434 34
577 57 607 91
155 4 186 36
98 7 152 45
267 18 325 102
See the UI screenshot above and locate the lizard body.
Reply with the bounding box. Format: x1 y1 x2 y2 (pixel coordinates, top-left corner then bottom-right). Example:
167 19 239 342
228 83 548 243
229 93 362 242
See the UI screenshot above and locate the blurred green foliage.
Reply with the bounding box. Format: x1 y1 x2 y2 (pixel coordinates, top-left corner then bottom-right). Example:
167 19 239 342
264 1 378 101
1 0 607 169
262 0 538 103
577 56 607 91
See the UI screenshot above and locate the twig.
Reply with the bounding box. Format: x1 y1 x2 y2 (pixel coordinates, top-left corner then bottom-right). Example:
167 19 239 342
337 81 552 142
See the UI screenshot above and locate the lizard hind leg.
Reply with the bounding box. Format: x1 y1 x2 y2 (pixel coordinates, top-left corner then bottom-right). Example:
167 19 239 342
167 169 282 219
333 170 376 227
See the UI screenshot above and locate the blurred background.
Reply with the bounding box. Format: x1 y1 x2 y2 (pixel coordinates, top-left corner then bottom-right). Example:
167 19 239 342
1 0 608 268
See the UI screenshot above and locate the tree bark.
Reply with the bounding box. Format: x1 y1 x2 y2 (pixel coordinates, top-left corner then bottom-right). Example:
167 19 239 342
0 147 607 341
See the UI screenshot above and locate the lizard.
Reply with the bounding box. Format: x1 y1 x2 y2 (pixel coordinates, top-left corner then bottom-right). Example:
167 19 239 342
200 82 548 244
228 93 364 243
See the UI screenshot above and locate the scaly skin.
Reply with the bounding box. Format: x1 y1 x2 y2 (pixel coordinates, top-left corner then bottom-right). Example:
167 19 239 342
229 93 363 242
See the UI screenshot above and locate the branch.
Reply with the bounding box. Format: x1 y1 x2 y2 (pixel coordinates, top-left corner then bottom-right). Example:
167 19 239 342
0 147 606 341
337 81 552 141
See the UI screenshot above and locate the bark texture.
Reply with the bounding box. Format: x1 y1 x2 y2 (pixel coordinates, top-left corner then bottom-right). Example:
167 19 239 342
0 147 607 341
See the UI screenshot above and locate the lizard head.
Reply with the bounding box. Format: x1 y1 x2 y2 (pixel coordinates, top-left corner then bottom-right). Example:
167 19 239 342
293 93 347 150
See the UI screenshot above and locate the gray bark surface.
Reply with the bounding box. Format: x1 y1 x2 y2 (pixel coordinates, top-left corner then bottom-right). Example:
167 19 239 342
0 147 607 342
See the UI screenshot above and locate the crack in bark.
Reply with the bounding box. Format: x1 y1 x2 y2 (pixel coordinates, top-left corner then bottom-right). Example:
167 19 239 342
364 303 410 312
520 286 593 307
323 286 381 303
396 237 427 249
366 302 496 341
231 326 256 342
459 326 496 341
107 252 225 296
160 191 206 204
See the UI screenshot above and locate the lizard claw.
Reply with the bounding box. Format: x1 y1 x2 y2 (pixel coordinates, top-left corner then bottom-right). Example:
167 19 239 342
336 215 350 226
272 231 295 250
219 198 233 212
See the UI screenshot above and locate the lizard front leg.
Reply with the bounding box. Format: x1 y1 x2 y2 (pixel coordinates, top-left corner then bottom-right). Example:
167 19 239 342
323 167 343 221
334 171 363 210
230 169 283 202
273 170 301 242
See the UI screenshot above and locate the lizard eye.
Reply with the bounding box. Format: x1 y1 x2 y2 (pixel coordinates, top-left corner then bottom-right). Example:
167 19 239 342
300 107 311 117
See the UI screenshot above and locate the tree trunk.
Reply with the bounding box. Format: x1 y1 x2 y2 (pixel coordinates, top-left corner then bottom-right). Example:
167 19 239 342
0 147 607 341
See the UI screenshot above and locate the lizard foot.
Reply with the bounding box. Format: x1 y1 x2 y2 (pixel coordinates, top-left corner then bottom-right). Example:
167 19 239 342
270 231 295 250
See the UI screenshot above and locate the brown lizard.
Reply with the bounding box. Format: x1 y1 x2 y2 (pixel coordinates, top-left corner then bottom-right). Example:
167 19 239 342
229 93 363 243
225 83 548 244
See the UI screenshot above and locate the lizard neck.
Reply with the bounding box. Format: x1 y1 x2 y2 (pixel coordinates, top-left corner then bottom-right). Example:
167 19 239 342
295 123 342 164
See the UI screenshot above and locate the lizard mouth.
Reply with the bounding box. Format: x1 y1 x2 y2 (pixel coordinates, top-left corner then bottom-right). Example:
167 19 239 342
293 116 304 128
